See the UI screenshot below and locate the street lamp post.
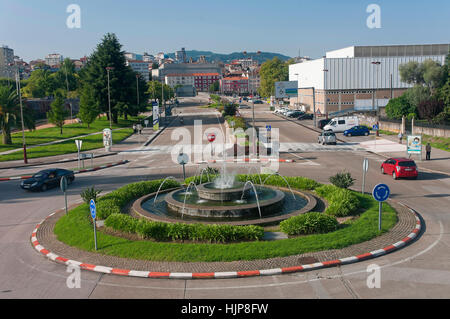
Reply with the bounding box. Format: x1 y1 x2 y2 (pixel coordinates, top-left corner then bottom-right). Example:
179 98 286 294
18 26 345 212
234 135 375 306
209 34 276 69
136 74 140 108
294 73 299 109
106 67 114 129
372 61 381 136
10 63 27 164
322 69 329 125
65 64 73 122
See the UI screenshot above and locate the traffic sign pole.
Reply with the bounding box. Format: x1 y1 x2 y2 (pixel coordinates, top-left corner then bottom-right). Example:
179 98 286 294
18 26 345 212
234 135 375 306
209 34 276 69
362 158 369 194
372 184 390 231
90 200 98 250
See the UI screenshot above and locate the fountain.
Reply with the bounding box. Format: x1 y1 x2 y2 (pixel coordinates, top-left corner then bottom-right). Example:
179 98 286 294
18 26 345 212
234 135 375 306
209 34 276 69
135 135 315 225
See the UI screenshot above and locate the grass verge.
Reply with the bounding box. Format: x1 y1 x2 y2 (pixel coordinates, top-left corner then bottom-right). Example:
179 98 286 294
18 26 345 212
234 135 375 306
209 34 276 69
53 176 398 262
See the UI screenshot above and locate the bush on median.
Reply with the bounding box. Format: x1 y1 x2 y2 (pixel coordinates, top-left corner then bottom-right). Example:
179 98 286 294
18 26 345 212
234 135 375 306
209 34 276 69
104 213 265 243
279 212 339 236
315 184 360 217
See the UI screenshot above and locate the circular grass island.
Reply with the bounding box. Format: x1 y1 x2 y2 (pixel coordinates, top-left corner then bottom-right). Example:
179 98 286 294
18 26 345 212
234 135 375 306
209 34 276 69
52 174 400 263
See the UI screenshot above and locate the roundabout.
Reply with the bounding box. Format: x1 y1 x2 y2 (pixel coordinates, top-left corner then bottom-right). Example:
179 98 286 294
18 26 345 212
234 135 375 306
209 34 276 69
30 174 422 279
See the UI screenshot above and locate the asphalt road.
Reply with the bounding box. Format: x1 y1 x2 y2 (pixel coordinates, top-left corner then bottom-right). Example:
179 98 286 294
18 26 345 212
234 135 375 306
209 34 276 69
1 94 449 299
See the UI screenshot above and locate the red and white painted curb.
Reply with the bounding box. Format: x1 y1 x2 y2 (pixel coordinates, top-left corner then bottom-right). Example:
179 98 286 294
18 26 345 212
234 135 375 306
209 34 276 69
196 158 295 164
0 160 128 182
30 204 421 280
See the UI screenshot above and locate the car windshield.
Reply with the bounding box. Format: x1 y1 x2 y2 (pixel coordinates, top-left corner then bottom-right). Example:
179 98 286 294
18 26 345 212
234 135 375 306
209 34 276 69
398 161 416 167
32 172 48 179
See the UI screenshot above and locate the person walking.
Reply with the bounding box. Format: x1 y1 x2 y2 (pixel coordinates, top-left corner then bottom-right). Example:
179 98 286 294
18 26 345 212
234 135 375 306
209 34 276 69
426 143 432 160
132 124 137 134
398 132 403 144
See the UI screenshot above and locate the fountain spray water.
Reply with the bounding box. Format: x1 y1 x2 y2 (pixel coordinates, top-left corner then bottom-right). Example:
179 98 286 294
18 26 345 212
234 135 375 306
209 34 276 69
246 166 263 185
198 167 211 184
153 176 179 206
181 182 200 218
262 172 296 199
241 181 262 219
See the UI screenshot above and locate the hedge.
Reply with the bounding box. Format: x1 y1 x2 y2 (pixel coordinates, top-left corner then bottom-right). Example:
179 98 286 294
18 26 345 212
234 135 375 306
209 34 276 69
105 213 264 243
280 212 339 236
315 184 360 217
95 179 180 220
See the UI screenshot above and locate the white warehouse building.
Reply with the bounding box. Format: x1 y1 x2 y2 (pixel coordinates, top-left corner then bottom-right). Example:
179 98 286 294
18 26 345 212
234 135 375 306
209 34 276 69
288 44 449 116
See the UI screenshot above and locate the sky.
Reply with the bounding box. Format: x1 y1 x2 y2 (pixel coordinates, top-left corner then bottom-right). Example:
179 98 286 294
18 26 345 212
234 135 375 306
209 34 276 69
1 0 449 62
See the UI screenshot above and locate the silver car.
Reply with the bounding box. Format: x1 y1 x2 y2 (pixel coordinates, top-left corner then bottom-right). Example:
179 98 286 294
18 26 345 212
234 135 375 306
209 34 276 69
318 131 337 145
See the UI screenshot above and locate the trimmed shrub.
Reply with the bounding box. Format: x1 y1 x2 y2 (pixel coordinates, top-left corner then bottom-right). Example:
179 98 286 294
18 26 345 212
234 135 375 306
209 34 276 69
80 186 102 205
329 171 355 189
280 212 339 236
94 179 180 220
104 214 265 243
315 184 360 217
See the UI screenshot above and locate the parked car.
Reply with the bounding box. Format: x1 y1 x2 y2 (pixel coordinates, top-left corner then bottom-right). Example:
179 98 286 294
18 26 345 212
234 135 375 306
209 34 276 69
343 125 370 137
318 119 332 129
20 168 75 191
253 100 263 104
318 131 337 145
323 116 359 133
242 97 248 101
287 111 304 118
297 113 314 120
239 104 251 109
381 158 418 180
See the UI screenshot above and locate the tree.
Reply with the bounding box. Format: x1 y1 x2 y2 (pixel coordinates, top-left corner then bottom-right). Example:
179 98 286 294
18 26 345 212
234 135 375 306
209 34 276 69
0 84 35 144
209 81 220 93
54 58 79 94
79 33 137 124
258 57 290 98
404 85 431 109
78 85 100 128
399 61 425 86
22 69 57 98
47 93 68 134
417 98 444 123
146 81 173 102
385 94 416 119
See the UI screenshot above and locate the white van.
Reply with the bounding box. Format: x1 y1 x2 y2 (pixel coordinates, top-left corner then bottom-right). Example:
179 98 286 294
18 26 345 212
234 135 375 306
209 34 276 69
323 116 359 133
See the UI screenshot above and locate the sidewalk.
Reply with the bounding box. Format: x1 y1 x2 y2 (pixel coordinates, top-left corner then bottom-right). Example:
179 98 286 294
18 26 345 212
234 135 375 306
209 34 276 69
296 118 450 175
0 116 175 173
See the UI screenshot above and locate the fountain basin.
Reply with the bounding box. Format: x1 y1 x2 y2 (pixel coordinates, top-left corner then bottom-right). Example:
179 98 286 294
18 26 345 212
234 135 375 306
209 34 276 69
133 185 318 226
196 182 251 201
165 187 284 218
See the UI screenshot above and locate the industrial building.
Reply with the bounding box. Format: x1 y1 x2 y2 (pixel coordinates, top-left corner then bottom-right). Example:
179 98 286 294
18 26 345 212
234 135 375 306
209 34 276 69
288 44 449 116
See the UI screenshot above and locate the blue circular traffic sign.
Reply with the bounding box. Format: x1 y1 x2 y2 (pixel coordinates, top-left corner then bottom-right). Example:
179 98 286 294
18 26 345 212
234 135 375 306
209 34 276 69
89 199 96 219
372 184 390 202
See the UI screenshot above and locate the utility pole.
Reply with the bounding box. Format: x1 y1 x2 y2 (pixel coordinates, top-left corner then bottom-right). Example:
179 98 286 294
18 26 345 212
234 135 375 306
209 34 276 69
106 67 114 129
65 63 73 121
11 64 27 164
136 74 140 108
372 61 381 136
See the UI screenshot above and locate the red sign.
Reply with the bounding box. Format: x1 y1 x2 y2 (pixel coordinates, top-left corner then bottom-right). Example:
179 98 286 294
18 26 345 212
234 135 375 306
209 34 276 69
207 133 216 142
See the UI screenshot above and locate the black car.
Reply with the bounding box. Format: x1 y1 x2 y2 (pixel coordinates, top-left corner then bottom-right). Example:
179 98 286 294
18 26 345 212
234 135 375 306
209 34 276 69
297 113 314 120
253 100 263 104
318 119 332 129
288 111 304 118
20 168 75 191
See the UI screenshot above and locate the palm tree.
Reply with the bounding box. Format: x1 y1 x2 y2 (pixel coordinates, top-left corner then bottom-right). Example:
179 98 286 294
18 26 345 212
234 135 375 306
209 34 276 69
0 84 35 145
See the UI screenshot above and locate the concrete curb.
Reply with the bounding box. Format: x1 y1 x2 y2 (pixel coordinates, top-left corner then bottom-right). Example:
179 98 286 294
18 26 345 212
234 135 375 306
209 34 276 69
195 158 295 164
30 204 421 280
0 160 128 181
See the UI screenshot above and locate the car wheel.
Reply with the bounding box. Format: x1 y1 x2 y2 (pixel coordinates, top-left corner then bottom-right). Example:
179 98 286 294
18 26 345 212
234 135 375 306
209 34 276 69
41 184 48 192
347 133 351 137
392 172 397 180
381 167 385 174
365 132 369 136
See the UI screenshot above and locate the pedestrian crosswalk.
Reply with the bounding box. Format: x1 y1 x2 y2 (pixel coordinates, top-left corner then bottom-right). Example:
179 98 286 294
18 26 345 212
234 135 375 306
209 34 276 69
119 142 366 156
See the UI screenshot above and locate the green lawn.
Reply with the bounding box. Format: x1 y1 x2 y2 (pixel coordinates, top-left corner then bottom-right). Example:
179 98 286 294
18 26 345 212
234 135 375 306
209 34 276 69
422 134 450 152
0 115 147 153
0 128 134 161
54 183 397 263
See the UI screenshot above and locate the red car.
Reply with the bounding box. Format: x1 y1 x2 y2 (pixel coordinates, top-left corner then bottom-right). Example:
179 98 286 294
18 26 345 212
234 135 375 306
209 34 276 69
381 158 418 180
